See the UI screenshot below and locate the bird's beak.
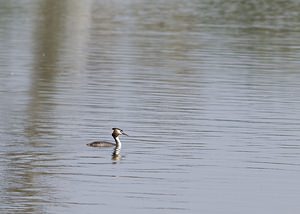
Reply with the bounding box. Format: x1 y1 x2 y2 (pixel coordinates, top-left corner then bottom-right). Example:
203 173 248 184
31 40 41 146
122 131 128 136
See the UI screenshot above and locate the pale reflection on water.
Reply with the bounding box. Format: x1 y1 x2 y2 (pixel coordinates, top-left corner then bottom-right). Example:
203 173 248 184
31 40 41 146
1 0 300 213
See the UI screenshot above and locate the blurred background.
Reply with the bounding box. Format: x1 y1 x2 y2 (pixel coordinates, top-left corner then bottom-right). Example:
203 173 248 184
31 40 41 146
1 0 300 213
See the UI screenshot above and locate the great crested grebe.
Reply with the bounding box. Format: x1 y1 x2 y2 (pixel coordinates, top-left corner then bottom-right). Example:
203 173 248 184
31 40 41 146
86 128 128 148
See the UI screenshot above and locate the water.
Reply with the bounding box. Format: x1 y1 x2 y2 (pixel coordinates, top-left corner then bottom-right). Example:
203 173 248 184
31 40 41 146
1 0 300 213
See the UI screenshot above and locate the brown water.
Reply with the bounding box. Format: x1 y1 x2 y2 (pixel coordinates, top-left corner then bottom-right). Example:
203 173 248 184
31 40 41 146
1 1 300 213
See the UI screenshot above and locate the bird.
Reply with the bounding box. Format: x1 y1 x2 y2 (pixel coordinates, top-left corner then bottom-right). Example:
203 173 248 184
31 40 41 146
86 128 128 149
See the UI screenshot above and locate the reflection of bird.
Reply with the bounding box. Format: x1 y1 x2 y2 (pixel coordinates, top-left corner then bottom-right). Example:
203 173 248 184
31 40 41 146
86 128 128 148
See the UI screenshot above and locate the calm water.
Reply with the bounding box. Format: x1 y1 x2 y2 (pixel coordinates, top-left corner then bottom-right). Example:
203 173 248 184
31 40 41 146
1 0 300 213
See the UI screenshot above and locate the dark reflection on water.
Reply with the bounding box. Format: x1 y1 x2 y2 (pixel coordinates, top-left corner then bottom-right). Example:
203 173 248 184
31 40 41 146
1 0 300 213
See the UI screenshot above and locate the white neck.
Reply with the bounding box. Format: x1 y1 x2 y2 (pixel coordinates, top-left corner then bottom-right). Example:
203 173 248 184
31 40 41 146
114 136 122 149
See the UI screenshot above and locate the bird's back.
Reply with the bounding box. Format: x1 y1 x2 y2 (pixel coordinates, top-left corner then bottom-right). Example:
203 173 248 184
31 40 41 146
86 141 115 147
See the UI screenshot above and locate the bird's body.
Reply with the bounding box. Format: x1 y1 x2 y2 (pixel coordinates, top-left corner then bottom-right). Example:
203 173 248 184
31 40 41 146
87 128 128 148
87 141 115 147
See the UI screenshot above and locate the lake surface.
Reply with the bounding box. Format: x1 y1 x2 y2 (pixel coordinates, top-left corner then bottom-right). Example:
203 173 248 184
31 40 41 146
1 1 300 213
